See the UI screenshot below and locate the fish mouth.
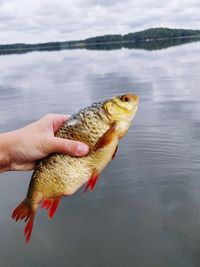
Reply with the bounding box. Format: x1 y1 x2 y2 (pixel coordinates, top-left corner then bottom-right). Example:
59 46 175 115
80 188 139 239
130 94 139 103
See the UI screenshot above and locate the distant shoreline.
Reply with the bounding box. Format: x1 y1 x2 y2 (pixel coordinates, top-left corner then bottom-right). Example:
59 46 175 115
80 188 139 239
72 35 200 47
0 28 200 55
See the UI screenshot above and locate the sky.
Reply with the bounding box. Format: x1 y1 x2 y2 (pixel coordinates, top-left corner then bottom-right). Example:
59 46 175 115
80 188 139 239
0 0 200 44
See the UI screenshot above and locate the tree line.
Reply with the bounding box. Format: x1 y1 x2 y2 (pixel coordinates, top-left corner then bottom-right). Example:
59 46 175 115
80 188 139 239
0 28 200 53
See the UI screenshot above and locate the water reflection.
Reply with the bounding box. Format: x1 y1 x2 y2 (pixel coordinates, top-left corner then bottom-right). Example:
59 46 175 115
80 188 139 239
0 42 200 266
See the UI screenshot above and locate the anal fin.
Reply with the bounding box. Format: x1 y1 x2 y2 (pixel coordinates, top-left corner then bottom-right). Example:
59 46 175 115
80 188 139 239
41 196 62 219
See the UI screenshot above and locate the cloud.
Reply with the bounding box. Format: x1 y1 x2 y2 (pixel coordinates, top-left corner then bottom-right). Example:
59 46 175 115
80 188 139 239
0 0 199 44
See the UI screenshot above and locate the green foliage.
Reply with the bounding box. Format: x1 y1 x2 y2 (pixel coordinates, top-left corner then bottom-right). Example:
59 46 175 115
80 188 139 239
85 34 123 43
123 27 200 41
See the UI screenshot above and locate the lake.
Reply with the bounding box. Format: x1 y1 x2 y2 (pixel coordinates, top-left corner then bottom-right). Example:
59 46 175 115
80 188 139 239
1 40 200 267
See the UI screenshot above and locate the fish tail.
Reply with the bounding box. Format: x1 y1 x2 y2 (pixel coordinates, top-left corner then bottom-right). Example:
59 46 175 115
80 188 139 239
12 198 38 243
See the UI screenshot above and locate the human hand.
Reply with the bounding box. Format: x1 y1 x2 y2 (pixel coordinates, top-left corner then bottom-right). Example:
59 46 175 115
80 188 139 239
0 114 89 172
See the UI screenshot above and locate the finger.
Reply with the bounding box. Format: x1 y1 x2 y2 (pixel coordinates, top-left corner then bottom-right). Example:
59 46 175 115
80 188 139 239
42 114 70 133
52 115 70 133
49 137 89 156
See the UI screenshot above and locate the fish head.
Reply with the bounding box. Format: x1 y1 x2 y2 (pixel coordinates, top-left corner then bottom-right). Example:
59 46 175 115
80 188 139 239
103 93 139 138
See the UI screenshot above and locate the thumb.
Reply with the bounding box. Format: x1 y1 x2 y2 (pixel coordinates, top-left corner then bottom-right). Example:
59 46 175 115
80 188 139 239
49 137 89 156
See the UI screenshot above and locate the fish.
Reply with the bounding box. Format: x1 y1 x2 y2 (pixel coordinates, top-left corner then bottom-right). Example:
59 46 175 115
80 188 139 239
12 93 139 242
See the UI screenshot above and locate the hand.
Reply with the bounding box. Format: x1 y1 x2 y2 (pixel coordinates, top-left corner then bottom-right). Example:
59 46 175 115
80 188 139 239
0 114 89 172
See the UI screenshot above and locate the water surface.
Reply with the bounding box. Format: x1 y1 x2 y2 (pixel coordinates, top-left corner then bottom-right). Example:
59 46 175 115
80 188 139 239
1 42 200 267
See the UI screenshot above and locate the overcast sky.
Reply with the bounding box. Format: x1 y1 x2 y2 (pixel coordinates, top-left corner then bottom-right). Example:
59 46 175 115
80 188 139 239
0 0 200 44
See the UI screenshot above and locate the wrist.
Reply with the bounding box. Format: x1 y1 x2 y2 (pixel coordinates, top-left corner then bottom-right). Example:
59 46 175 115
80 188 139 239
0 133 12 173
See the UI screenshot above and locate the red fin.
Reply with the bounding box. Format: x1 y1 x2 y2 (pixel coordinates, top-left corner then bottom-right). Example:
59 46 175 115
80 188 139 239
24 214 35 243
41 199 50 209
84 169 100 192
41 197 62 219
94 123 117 151
12 199 36 243
49 197 61 219
112 145 118 159
90 175 99 191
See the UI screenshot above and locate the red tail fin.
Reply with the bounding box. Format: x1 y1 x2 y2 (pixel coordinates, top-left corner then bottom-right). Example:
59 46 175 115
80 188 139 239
12 199 35 243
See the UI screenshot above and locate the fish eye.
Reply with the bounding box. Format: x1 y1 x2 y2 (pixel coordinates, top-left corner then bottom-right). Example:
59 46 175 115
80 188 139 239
120 95 129 102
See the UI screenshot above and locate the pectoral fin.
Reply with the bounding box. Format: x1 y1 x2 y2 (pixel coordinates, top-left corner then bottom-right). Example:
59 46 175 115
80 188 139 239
85 124 119 193
94 123 118 151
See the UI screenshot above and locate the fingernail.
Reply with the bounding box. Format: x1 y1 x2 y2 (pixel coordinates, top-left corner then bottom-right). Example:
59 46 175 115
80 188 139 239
76 144 89 155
